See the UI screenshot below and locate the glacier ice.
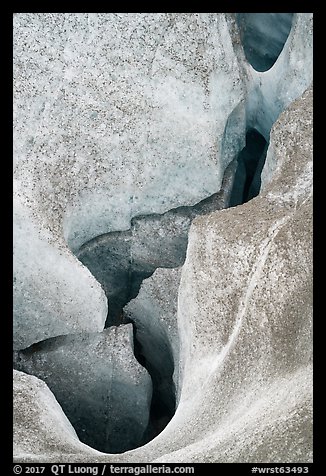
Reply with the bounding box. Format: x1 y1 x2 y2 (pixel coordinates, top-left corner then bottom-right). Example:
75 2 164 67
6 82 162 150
14 325 152 454
13 12 313 463
236 13 294 72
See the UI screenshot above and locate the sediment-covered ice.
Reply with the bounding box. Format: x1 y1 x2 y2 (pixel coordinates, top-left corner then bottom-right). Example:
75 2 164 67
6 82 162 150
13 198 107 350
13 13 313 463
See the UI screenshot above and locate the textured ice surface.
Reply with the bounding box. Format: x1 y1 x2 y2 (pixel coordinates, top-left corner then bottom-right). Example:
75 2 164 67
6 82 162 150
245 13 313 141
13 370 101 460
13 12 313 463
125 267 181 390
76 159 237 325
14 325 152 454
13 12 248 348
13 197 107 350
13 13 246 252
125 267 182 437
13 86 312 464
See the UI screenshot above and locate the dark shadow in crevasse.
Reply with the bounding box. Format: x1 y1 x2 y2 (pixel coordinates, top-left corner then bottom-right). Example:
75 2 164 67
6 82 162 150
14 125 269 455
236 13 294 72
76 159 237 329
127 319 176 444
229 128 268 207
73 159 238 450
